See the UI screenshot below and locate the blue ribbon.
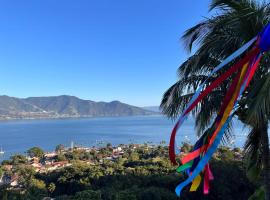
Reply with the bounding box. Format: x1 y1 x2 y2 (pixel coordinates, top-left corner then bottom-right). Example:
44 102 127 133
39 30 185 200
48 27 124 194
175 55 261 196
258 23 270 52
173 37 257 153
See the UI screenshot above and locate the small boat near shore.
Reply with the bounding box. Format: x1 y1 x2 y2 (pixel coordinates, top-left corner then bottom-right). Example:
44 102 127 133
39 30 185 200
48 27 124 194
0 147 5 154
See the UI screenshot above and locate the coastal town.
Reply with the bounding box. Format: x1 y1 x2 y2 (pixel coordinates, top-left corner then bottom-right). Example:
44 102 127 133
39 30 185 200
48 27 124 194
0 141 244 196
0 142 159 189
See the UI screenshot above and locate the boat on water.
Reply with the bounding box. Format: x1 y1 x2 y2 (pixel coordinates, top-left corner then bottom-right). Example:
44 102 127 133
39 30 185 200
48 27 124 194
0 147 5 154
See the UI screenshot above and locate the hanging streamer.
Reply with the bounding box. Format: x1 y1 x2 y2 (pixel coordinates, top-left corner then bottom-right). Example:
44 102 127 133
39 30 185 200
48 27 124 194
169 47 260 165
170 23 270 197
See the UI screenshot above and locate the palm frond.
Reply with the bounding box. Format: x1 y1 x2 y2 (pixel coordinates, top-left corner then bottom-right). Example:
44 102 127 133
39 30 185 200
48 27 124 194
181 21 212 52
244 127 263 173
183 0 268 56
245 73 270 126
210 0 261 13
244 127 262 161
177 54 221 78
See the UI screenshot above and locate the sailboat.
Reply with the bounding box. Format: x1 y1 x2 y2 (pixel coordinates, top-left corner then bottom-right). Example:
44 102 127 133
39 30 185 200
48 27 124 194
0 147 5 155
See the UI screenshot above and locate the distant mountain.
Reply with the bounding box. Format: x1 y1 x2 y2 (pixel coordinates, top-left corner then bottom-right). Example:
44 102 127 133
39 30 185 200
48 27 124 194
142 106 161 113
0 95 156 120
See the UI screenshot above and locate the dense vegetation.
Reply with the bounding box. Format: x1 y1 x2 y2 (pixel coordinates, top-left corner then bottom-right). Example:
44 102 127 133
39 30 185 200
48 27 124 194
0 144 258 200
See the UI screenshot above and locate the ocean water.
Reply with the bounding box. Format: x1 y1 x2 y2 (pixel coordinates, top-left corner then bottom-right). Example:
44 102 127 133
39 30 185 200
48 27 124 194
0 115 248 161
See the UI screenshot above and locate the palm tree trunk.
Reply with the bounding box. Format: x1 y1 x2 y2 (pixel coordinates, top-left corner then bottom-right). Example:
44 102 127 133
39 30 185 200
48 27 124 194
261 122 270 200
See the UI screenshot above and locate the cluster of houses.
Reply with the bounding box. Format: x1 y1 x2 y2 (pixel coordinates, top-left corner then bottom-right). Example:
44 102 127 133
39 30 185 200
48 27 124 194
0 152 73 187
0 143 145 188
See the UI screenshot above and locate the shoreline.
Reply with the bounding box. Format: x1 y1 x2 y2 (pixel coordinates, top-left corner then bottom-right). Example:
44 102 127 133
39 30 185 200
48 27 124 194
0 114 163 122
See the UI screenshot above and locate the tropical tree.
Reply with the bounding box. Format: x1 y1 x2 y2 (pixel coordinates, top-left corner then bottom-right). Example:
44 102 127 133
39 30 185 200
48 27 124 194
27 147 44 158
10 154 28 165
48 182 56 196
55 144 65 153
15 165 36 188
160 0 270 199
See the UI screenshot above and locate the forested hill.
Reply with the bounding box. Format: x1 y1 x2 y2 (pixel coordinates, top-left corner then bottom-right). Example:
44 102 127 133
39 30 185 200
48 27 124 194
0 95 156 120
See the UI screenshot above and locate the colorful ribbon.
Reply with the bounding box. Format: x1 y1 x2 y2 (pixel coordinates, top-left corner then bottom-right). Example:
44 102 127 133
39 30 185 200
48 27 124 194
170 23 270 197
169 46 259 165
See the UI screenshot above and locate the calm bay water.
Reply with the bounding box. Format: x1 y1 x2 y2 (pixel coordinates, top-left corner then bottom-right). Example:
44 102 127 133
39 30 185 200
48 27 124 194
0 115 248 161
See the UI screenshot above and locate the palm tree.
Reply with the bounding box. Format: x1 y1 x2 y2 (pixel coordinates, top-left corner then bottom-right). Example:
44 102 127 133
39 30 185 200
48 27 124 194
160 0 270 199
47 183 56 197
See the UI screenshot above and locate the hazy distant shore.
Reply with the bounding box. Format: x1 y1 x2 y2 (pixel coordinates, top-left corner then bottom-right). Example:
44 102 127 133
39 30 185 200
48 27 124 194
0 95 158 120
0 113 162 122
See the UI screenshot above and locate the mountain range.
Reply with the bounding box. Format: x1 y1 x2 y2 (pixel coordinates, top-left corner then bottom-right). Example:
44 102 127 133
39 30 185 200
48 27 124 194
0 95 156 120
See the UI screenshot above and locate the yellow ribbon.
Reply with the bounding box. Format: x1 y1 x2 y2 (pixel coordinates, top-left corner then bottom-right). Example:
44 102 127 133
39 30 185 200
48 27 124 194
189 62 249 192
208 62 249 146
190 174 202 192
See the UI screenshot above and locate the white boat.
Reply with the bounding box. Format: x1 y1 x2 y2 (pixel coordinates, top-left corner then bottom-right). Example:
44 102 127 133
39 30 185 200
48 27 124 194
0 147 5 154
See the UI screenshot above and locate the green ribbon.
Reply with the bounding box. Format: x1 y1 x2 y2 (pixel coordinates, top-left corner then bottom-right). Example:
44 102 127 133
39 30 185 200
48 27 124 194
176 161 193 173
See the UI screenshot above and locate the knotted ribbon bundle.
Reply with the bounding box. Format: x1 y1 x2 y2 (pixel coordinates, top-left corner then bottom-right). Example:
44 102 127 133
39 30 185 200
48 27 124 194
170 23 270 196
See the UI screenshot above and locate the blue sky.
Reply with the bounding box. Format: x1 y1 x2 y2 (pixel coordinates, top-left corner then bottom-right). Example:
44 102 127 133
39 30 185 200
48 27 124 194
0 0 210 106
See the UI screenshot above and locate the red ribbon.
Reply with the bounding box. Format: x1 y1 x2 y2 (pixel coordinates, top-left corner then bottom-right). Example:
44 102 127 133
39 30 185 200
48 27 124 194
169 47 260 165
